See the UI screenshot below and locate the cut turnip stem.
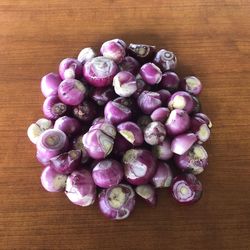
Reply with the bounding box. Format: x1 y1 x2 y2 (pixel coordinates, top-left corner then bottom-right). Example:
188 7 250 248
41 72 62 97
137 90 162 115
135 184 156 206
59 58 82 80
83 56 118 87
117 121 143 146
128 43 156 63
41 166 67 192
58 79 87 106
144 121 166 146
36 129 69 164
152 139 173 160
73 100 98 123
168 91 195 114
170 173 202 204
140 63 162 85
113 71 137 97
190 117 210 143
150 107 170 123
119 56 140 75
49 149 81 174
104 101 132 125
92 159 123 188
153 49 177 71
82 129 114 160
54 116 81 137
123 149 156 185
159 71 180 92
100 39 126 63
27 118 53 144
65 169 96 207
77 47 97 64
171 133 197 155
174 144 208 175
151 161 173 188
43 96 67 120
194 113 212 129
165 109 190 136
180 76 202 95
98 184 136 220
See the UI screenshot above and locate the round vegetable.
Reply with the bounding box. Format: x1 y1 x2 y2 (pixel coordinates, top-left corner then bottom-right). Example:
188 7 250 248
159 71 180 92
144 121 166 146
41 72 62 97
54 116 81 137
140 63 162 85
59 58 82 80
92 159 123 188
171 133 197 155
135 184 156 206
153 49 177 71
98 184 136 220
180 76 202 95
123 149 156 185
77 47 97 64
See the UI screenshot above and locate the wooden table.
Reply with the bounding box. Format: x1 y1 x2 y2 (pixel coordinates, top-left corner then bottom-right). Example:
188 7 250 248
0 0 249 249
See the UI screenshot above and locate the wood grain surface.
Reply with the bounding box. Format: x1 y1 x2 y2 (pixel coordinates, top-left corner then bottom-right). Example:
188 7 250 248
0 0 249 249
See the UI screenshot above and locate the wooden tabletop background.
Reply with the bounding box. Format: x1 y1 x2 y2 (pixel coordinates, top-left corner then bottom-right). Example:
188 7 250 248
0 0 249 249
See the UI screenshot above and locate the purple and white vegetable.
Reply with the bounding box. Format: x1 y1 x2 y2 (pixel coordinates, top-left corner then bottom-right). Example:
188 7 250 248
83 56 118 87
174 144 208 175
153 49 177 72
27 118 53 144
58 79 86 106
171 133 197 155
82 129 114 160
117 121 143 146
159 71 180 92
180 76 202 95
137 91 162 114
41 166 67 192
73 100 98 122
65 169 96 207
135 184 156 206
92 159 123 188
157 89 171 106
140 63 162 85
128 43 156 63
104 101 132 125
152 139 173 160
194 113 212 129
77 47 97 64
43 96 67 120
100 39 126 63
41 72 62 97
59 58 82 80
151 161 173 188
165 109 190 136
119 56 140 75
49 149 81 174
123 149 156 185
190 116 210 143
90 87 116 106
98 184 135 220
168 91 195 114
36 129 69 164
54 116 81 137
170 173 202 204
150 107 170 123
113 71 137 97
144 121 166 146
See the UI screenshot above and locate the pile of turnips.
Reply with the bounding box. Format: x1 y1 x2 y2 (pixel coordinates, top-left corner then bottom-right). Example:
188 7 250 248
27 39 212 220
